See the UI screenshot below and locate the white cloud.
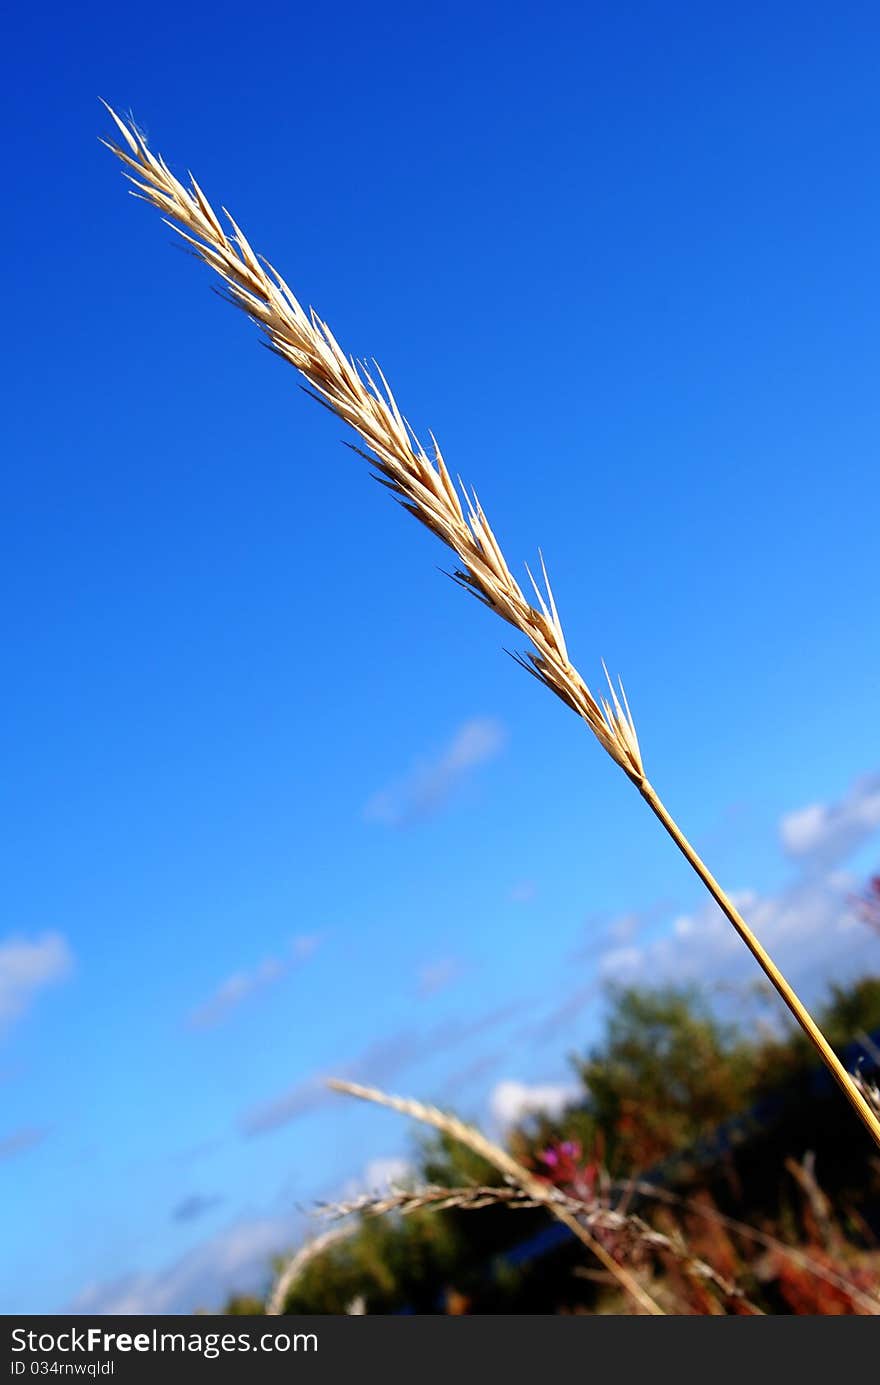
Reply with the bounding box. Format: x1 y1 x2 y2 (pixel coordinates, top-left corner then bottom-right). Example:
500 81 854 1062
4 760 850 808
187 935 322 1030
363 718 506 827
594 873 869 1000
590 773 880 1002
597 945 643 980
0 932 73 1029
334 1154 415 1211
361 1155 413 1191
780 772 880 870
489 1079 577 1129
781 804 826 855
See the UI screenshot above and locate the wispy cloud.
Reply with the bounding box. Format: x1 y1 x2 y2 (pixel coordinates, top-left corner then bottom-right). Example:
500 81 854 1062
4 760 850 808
416 957 464 997
239 1078 331 1137
171 1193 224 1225
240 1003 520 1137
507 880 537 905
0 932 73 1031
519 979 599 1046
69 1211 301 1315
0 1125 49 1161
73 1151 407 1317
780 772 880 871
187 935 322 1030
363 717 506 827
438 1051 506 1097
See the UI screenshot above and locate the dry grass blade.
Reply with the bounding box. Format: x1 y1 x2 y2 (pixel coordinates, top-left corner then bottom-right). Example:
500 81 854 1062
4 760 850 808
265 1223 355 1317
318 1182 761 1311
327 1077 664 1314
102 106 880 1152
100 104 642 783
266 1173 876 1317
317 1184 534 1219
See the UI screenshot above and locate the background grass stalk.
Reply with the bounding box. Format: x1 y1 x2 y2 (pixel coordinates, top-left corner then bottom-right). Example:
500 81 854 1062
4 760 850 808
328 1078 664 1315
266 1225 355 1317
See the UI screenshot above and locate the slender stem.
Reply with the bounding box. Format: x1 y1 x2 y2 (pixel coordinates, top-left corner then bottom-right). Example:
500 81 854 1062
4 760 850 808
542 1203 665 1315
639 780 880 1151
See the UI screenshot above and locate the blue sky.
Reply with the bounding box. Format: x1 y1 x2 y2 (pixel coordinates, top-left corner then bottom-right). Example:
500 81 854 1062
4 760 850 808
2 0 880 1313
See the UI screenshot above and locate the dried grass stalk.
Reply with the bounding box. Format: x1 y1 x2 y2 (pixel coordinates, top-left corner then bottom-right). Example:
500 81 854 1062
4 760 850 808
265 1223 355 1317
102 107 880 1151
317 1181 761 1311
327 1077 664 1314
265 1173 877 1317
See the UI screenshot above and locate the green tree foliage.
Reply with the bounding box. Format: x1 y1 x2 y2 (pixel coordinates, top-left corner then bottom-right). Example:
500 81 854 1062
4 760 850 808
573 984 755 1168
822 977 880 1045
223 1294 266 1315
